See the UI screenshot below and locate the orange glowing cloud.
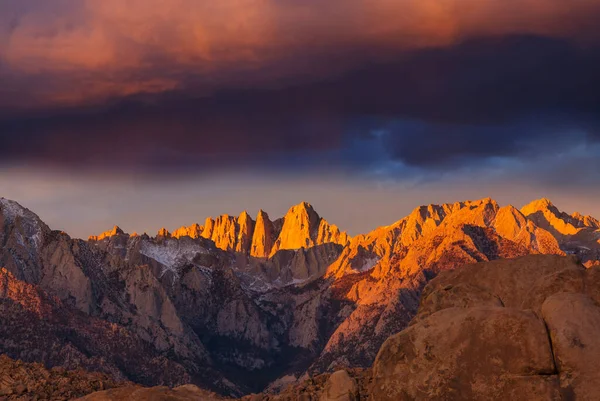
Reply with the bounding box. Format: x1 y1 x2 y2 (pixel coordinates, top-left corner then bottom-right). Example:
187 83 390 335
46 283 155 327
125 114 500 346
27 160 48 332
1 0 599 109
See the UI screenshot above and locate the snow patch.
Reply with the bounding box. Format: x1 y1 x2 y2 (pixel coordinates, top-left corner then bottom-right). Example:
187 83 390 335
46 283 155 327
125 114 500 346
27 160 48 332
356 257 380 273
237 271 275 293
139 240 208 281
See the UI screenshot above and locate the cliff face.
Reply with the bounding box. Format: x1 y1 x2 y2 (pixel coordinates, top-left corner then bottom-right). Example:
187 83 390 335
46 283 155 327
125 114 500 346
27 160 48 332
3 196 600 397
251 210 275 258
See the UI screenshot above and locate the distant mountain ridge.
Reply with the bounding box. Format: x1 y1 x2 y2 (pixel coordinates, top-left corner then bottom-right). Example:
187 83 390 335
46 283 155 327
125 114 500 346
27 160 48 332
91 201 349 259
2 196 600 397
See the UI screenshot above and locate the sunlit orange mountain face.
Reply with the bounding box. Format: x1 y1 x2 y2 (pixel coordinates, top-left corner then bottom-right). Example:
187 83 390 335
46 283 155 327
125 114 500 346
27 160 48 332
1 0 600 399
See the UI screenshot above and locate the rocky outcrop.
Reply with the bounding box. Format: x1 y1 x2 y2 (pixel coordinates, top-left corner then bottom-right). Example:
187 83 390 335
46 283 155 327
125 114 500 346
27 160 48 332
319 370 359 401
270 202 348 257
0 354 125 400
417 254 583 318
88 226 125 241
238 369 370 401
542 293 600 400
78 369 371 401
370 255 600 400
373 307 560 401
76 384 226 401
173 223 203 240
251 210 275 258
0 197 51 283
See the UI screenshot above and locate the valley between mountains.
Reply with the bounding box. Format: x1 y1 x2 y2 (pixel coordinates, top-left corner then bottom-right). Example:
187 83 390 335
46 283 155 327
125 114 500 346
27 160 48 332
1 196 600 399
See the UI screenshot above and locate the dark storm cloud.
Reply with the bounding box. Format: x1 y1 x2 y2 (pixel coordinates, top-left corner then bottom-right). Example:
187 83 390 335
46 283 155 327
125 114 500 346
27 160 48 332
1 1 600 175
1 35 599 173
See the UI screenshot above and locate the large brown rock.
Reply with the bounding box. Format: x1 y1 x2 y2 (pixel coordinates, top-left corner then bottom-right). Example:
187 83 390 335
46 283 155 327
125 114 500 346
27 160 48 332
418 254 584 318
371 307 560 401
542 293 600 401
319 370 358 401
372 255 600 401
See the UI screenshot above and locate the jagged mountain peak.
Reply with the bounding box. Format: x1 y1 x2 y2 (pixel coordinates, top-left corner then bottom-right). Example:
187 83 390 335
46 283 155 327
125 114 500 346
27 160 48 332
521 197 556 215
172 223 203 239
521 198 586 236
256 209 270 221
88 225 125 241
150 202 348 257
157 227 171 237
270 201 349 257
283 201 319 221
296 200 314 210
0 197 49 253
0 198 46 227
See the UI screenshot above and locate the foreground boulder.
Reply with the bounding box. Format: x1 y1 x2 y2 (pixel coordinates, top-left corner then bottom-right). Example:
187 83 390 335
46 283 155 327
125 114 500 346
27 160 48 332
542 293 600 400
371 307 560 400
371 255 600 400
319 370 359 401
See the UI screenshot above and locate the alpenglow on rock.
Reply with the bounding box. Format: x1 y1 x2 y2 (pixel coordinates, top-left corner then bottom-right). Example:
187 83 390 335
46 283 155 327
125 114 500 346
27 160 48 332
150 202 350 257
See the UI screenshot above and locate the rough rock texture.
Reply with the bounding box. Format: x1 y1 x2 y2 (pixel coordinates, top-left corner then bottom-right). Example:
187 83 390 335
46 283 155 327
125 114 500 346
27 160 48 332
75 385 227 401
319 370 359 401
88 226 125 242
522 198 600 264
251 210 276 258
314 198 555 371
372 307 560 401
238 369 371 401
0 267 202 388
371 255 600 401
77 369 370 401
0 354 125 400
4 196 600 399
162 202 349 258
417 254 584 319
0 199 236 395
542 293 600 401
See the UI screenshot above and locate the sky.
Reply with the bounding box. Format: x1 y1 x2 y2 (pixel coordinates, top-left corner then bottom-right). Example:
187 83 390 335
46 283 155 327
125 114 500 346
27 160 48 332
1 0 600 238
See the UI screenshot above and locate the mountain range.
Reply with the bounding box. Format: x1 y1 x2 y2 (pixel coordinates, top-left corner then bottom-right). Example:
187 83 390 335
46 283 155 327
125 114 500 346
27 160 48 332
1 196 600 398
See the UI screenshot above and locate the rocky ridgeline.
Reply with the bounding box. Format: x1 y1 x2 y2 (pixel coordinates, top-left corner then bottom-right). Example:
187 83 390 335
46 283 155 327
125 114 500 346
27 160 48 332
0 354 124 400
2 196 600 398
75 368 371 401
95 202 350 259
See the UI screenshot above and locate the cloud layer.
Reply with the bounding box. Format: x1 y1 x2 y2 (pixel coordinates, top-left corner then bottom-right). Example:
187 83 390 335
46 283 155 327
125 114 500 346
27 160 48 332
1 0 599 178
